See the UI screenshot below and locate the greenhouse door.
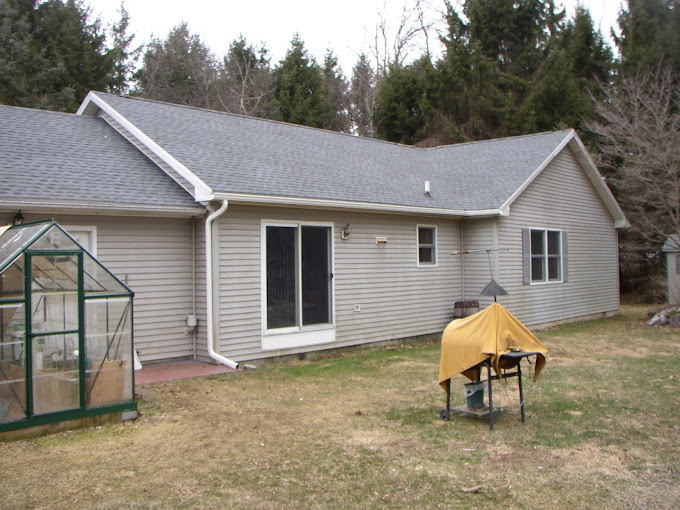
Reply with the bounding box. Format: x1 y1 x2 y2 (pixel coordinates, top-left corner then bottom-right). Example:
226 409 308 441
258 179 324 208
26 252 83 416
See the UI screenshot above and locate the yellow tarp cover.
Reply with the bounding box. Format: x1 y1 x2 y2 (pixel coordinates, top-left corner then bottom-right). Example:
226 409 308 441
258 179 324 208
439 303 548 389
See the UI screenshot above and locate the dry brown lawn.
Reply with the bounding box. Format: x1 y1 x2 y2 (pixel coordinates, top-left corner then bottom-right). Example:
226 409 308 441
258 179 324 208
1 305 679 509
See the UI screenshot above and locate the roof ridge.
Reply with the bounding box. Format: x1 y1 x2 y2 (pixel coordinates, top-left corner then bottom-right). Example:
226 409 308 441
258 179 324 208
427 129 574 151
93 91 420 151
92 92 574 153
0 103 82 119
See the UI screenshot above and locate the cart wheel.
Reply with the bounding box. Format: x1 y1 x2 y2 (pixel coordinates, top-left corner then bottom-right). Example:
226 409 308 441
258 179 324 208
440 409 450 420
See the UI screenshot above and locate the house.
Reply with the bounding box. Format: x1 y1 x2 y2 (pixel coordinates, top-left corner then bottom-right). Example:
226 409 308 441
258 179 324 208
1 92 628 368
0 103 205 367
662 236 680 304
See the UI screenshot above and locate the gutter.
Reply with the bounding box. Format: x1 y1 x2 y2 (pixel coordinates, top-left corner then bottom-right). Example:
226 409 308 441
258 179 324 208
212 192 506 218
0 200 205 218
205 199 239 369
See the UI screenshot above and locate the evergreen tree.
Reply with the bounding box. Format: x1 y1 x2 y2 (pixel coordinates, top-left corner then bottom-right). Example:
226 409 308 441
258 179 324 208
372 1 614 145
321 50 350 132
135 23 219 109
31 0 113 111
108 1 139 95
565 5 614 85
0 0 39 107
464 0 564 77
615 0 680 74
374 57 434 145
272 35 334 129
0 0 114 112
523 5 614 134
428 3 516 142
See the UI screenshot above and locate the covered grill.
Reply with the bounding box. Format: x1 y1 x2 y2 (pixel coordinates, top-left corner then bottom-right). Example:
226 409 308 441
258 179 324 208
438 303 548 429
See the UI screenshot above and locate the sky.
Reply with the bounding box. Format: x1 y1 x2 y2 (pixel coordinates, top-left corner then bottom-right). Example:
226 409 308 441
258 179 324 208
87 0 625 73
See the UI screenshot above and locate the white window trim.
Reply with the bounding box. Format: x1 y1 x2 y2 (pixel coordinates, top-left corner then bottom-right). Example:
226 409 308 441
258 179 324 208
262 326 335 351
416 224 438 268
529 227 563 285
63 225 97 256
260 220 336 350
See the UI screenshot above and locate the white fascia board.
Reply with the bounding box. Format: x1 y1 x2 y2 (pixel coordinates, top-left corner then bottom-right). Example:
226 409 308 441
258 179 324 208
498 129 630 229
0 199 206 218
76 94 100 116
78 92 214 202
213 192 502 218
499 129 574 214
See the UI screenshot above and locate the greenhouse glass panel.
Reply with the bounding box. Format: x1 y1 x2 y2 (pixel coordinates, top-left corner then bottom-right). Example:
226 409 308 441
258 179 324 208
0 303 27 423
0 261 24 300
0 223 50 273
32 334 80 415
31 254 80 293
30 226 80 252
82 253 129 297
33 226 127 296
31 289 79 335
29 253 81 416
85 297 133 408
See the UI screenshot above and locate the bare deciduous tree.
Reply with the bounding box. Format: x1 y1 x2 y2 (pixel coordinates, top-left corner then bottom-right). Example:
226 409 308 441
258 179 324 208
135 23 220 109
350 53 378 137
586 66 679 301
586 67 680 245
218 37 273 117
370 0 441 77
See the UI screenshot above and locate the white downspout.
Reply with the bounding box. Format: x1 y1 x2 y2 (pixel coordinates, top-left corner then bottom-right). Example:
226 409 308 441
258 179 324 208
460 219 465 301
205 199 239 369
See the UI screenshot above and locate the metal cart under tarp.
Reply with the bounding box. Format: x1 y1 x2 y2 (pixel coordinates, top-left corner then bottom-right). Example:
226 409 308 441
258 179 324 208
440 351 541 430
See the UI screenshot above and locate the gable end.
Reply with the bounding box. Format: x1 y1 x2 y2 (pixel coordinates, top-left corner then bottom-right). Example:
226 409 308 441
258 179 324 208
77 92 214 202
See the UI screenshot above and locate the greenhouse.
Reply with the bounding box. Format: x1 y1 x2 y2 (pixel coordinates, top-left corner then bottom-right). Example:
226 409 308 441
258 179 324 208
0 220 136 434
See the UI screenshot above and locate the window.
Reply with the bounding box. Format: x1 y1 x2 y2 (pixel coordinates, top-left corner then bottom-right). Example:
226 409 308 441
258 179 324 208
417 225 437 266
524 228 566 284
264 223 333 332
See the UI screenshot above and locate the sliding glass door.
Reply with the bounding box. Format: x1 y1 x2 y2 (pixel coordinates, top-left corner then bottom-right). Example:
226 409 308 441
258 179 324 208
265 224 332 331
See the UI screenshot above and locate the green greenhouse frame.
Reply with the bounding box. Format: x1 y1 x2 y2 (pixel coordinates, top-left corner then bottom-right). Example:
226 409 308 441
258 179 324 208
0 220 137 433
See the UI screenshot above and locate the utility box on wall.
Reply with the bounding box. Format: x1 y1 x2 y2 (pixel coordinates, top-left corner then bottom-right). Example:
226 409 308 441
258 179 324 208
0 220 137 436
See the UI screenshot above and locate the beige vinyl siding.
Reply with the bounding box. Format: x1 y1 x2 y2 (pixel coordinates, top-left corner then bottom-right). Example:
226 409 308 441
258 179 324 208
334 217 458 343
1 212 197 362
214 209 261 360
99 217 196 360
212 205 461 362
458 218 498 309
463 147 620 326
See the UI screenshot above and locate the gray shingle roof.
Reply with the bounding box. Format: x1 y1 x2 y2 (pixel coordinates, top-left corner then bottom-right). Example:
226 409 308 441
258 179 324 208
663 235 680 252
0 104 198 211
94 93 573 212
